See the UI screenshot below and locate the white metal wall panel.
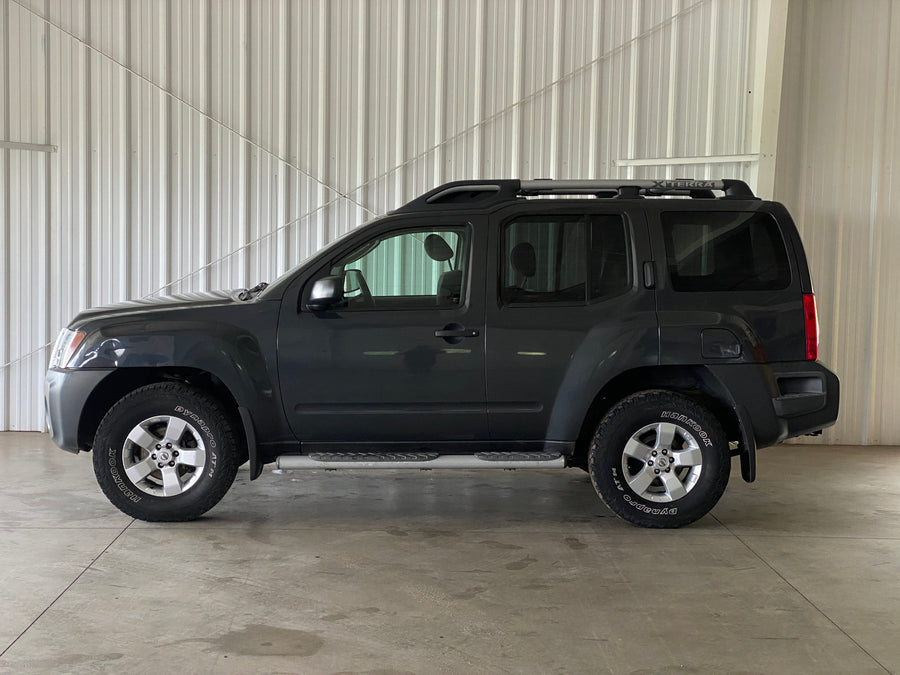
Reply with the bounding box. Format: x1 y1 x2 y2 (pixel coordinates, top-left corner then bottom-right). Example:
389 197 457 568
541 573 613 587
2 0 765 432
0 3 6 432
776 0 900 445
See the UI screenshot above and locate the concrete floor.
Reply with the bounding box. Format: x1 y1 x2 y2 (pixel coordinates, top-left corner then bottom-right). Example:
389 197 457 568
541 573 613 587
0 433 897 674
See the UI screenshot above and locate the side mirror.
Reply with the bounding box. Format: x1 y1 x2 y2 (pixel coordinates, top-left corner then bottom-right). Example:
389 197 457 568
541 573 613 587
306 275 344 312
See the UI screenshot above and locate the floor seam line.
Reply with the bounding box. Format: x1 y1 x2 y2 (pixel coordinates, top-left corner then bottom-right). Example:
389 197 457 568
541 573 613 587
0 518 136 659
712 515 891 674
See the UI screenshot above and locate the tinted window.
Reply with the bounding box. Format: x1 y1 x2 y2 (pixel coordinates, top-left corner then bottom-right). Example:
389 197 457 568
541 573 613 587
502 214 629 304
327 227 469 310
662 211 791 292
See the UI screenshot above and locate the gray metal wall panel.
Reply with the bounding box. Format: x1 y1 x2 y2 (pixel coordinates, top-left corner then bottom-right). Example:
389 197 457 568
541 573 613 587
2 0 766 432
776 0 900 445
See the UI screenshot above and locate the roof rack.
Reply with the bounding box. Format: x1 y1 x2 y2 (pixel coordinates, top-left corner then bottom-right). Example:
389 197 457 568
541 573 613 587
395 178 757 212
520 178 756 199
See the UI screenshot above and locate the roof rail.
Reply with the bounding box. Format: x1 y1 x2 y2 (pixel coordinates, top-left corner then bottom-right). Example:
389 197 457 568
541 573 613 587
519 179 756 199
393 178 757 212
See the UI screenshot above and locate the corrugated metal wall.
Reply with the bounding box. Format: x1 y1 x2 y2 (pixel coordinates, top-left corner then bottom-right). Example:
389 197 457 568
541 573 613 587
2 0 763 431
776 0 900 445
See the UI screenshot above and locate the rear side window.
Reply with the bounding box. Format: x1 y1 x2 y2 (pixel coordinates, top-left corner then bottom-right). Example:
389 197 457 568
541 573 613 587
502 214 629 304
662 211 791 292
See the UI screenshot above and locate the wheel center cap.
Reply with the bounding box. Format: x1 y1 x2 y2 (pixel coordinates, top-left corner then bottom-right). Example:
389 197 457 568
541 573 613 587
158 450 171 462
656 456 669 469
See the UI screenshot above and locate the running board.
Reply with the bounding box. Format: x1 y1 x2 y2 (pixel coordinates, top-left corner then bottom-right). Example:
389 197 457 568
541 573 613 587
275 451 566 470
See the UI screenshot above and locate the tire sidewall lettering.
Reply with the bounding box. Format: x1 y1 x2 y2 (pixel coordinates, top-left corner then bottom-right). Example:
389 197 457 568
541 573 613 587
660 410 713 447
622 492 678 516
610 466 625 492
612 467 680 516
173 405 217 449
107 445 142 503
171 405 219 478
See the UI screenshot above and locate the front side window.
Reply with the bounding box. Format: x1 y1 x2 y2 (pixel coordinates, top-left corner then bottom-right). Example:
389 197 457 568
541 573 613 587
662 211 791 291
326 226 469 310
501 214 629 304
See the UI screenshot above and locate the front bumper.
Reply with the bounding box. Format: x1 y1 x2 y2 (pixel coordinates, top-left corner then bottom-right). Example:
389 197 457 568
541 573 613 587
45 368 115 453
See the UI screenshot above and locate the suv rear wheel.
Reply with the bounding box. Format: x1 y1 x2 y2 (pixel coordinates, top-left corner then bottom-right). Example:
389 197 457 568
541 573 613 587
589 390 730 528
92 383 239 521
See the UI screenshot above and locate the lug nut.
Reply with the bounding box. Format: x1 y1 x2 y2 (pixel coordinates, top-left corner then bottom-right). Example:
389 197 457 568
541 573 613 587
173 451 179 457
666 467 671 472
166 443 172 449
155 444 161 450
168 461 175 467
654 469 660 474
151 454 157 460
662 449 668 455
647 460 654 466
651 450 658 457
157 462 164 468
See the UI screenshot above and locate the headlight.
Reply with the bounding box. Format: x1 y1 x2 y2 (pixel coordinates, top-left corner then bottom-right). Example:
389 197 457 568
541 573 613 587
49 329 86 369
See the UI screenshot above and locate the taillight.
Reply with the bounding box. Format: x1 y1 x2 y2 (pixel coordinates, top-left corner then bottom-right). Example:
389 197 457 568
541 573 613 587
802 293 818 361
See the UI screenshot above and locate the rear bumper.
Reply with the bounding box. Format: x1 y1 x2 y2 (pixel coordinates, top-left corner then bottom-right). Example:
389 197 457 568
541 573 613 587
45 368 115 453
710 361 839 449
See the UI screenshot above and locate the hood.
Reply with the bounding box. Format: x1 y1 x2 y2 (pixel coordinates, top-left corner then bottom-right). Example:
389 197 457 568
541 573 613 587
71 290 240 326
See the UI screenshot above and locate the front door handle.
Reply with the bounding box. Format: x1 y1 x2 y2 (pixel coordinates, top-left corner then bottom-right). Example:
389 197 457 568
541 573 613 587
435 323 479 343
434 328 479 339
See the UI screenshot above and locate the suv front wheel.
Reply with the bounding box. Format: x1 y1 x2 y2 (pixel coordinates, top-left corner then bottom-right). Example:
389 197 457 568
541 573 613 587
92 383 240 521
589 390 730 528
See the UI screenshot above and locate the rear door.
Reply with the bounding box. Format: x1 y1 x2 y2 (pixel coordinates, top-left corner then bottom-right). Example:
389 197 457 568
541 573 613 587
484 203 657 443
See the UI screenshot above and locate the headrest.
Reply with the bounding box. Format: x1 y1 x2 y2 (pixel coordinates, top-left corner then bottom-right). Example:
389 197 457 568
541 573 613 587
510 242 536 278
438 269 463 284
424 234 453 262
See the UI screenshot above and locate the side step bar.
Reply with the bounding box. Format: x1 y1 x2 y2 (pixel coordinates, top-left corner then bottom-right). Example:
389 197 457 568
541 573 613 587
275 451 566 471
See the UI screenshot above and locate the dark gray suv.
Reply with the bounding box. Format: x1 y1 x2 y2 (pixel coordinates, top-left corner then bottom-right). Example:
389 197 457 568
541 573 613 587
45 179 839 528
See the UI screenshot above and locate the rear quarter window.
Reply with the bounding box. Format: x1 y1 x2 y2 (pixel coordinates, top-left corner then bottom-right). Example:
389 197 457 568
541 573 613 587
662 211 791 291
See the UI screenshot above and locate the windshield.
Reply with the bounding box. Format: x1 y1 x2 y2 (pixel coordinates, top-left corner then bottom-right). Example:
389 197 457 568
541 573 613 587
256 215 386 298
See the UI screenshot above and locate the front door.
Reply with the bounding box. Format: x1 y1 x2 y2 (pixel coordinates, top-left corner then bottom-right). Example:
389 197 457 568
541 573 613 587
277 217 488 445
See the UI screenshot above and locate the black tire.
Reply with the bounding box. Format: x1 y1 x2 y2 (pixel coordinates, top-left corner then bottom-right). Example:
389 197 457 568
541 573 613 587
588 390 730 528
92 383 240 522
